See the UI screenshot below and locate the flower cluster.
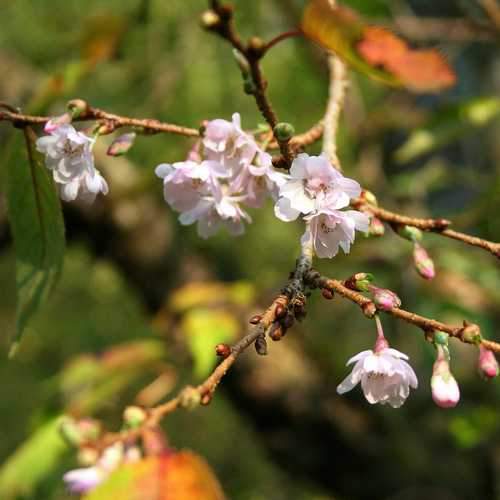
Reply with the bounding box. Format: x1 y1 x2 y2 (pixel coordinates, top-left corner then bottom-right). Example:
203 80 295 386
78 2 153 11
156 113 286 238
274 153 369 258
36 122 108 203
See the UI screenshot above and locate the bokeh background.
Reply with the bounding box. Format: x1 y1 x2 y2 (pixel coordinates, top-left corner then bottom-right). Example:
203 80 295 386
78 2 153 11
1 0 500 499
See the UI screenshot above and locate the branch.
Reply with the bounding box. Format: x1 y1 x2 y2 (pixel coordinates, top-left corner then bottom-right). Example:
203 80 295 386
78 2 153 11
353 199 500 258
304 271 500 354
204 2 294 167
322 55 348 170
0 105 200 138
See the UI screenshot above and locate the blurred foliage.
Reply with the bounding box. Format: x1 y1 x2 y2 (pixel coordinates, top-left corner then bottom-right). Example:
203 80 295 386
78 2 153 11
0 0 499 499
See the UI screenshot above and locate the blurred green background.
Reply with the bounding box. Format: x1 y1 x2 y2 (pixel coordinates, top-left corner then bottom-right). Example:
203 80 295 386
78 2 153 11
0 0 500 498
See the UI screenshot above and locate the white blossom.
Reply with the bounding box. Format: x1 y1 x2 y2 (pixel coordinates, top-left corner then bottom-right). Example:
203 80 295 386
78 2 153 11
337 347 418 408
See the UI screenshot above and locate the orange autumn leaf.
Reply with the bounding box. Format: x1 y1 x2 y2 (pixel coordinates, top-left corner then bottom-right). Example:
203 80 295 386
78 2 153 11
301 0 456 92
85 451 226 500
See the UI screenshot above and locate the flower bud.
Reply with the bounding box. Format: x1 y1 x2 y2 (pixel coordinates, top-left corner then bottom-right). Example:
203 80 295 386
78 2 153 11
359 189 378 206
44 112 72 133
275 304 287 319
281 313 295 329
344 272 374 292
179 386 201 410
413 243 435 280
370 286 401 311
107 132 136 157
395 224 422 242
433 330 449 346
268 323 283 341
460 322 482 344
478 345 499 379
215 343 231 358
431 357 460 408
67 99 89 118
362 301 377 318
123 406 147 428
273 122 295 142
95 120 116 136
321 288 334 300
367 216 385 237
200 10 221 30
247 36 265 56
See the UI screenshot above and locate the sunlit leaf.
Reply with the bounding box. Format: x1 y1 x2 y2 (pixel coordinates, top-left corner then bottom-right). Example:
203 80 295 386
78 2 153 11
85 451 226 500
301 0 455 92
182 309 238 379
0 417 68 499
5 129 65 354
394 97 500 163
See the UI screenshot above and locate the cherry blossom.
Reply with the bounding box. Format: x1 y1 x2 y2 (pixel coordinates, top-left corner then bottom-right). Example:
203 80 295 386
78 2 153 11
155 113 284 238
36 123 109 203
337 317 418 408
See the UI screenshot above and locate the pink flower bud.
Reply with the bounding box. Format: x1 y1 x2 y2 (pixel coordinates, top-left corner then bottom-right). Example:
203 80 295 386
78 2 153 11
370 286 402 311
413 243 435 280
368 216 385 237
44 112 72 133
107 132 136 156
431 347 460 408
478 345 499 379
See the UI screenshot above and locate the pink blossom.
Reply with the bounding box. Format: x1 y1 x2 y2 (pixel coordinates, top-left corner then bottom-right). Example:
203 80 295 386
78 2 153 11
431 345 460 408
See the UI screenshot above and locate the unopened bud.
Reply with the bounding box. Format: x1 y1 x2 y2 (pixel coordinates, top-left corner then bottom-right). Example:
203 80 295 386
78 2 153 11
460 322 482 344
200 10 221 29
200 392 212 406
123 406 147 428
413 243 435 280
368 217 385 237
247 36 265 56
321 288 334 300
478 345 499 379
107 132 136 157
179 386 201 410
249 314 262 325
268 323 283 341
44 112 72 133
273 122 295 142
395 224 422 242
362 301 377 318
215 343 231 358
433 331 449 346
254 334 268 355
431 347 460 408
67 99 89 118
359 189 378 206
345 272 374 292
275 304 287 319
371 286 402 311
281 313 295 329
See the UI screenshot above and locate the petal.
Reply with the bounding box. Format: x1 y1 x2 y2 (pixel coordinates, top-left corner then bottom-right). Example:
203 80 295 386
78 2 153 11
346 350 372 366
274 197 300 222
336 364 363 394
155 163 174 179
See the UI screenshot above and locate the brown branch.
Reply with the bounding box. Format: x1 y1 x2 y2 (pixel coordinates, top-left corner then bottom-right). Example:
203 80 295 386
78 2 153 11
305 271 500 354
353 199 500 258
205 1 294 167
0 106 200 138
261 29 303 55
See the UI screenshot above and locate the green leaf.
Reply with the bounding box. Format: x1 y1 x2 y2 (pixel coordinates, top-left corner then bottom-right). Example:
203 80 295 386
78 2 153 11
394 97 500 163
0 416 68 499
5 129 65 354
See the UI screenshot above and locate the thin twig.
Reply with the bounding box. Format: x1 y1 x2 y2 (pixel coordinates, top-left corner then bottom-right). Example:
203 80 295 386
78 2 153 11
305 272 500 354
0 107 200 138
261 29 303 55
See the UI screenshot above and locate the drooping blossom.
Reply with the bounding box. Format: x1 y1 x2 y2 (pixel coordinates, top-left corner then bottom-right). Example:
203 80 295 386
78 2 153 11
155 113 286 238
63 442 124 494
431 344 460 408
413 243 435 280
337 316 418 408
36 123 108 204
275 153 368 258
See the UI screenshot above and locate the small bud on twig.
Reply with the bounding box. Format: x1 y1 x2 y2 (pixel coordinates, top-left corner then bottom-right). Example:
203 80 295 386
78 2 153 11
321 288 334 300
268 323 284 341
413 243 435 280
107 132 136 157
370 286 402 311
200 10 221 30
215 343 231 358
460 321 482 344
179 386 201 410
273 122 295 142
281 313 295 329
254 334 268 355
123 406 147 428
359 189 378 206
362 301 377 318
394 224 423 243
367 216 385 237
249 314 262 325
478 345 499 379
275 303 287 319
344 272 374 292
67 99 89 118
